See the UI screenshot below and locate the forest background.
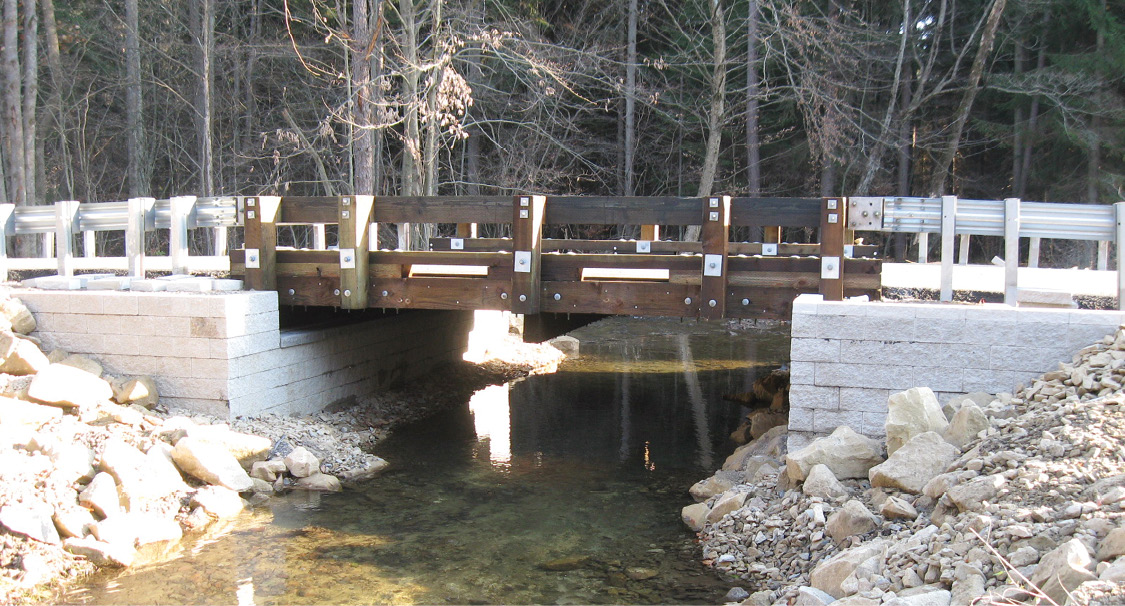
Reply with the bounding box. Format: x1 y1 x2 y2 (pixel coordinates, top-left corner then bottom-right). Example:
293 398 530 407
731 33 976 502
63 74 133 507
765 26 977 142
0 0 1122 260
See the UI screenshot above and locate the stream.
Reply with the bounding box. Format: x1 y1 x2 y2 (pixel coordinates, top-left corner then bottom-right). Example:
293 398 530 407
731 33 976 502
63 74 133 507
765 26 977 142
65 317 790 605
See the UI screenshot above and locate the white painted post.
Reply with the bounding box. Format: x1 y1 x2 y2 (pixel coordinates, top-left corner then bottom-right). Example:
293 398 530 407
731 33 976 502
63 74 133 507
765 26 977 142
1098 241 1109 271
127 197 154 278
213 227 227 256
917 232 929 264
169 195 196 275
55 200 80 277
1004 198 1021 306
83 230 96 258
368 224 378 251
313 224 327 249
958 234 970 265
41 232 53 259
1116 202 1125 310
940 195 957 302
0 204 13 282
1028 237 1041 268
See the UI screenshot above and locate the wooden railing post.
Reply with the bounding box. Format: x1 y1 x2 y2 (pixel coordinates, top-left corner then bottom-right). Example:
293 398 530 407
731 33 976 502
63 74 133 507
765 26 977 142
700 196 730 320
244 195 281 291
940 195 957 302
819 197 847 301
0 204 14 282
1004 197 1020 305
511 195 545 314
127 197 154 278
641 224 659 241
339 195 374 309
170 195 197 275
55 200 79 277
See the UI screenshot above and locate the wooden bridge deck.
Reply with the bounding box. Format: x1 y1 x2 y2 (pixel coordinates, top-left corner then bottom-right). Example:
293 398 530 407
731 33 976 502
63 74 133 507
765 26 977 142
229 195 881 320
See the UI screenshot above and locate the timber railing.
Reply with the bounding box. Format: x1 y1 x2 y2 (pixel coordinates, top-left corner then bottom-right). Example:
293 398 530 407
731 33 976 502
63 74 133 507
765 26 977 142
227 195 881 320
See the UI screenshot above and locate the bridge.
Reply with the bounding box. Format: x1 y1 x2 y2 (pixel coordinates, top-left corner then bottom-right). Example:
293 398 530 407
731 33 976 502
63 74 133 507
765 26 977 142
226 195 883 322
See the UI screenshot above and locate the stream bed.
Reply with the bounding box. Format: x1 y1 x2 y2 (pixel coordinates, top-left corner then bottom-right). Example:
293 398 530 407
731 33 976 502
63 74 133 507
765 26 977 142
65 317 790 605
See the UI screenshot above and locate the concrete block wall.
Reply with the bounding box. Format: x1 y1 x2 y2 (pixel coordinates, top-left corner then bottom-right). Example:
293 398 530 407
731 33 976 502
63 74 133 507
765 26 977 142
788 294 1125 451
15 289 471 418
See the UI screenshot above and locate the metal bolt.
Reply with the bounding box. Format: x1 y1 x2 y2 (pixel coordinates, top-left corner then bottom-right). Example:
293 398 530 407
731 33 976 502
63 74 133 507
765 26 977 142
519 258 527 265
708 299 717 308
344 255 353 263
344 289 352 297
741 298 749 305
288 289 295 295
501 293 508 300
334 289 341 296
862 211 869 217
342 210 350 219
708 262 717 269
826 263 835 271
519 294 527 302
554 293 561 301
249 254 257 263
684 297 692 305
381 290 389 296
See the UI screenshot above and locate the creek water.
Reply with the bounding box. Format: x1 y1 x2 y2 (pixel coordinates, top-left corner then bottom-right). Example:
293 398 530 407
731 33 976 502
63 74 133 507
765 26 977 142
65 317 789 605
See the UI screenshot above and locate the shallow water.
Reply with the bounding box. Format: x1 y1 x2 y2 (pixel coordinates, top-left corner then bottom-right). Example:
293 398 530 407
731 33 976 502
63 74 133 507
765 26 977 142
65 317 789 605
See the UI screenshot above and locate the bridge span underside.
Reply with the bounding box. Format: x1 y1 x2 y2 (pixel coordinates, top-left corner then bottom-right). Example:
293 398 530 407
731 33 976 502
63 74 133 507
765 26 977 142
229 195 882 322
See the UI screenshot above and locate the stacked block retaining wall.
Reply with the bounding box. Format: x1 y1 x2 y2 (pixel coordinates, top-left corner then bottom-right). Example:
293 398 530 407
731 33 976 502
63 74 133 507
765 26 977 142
14 289 471 418
788 294 1125 451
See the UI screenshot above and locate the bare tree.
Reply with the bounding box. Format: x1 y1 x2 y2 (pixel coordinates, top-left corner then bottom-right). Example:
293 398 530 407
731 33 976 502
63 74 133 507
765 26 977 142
2 0 25 207
125 0 150 197
21 0 35 206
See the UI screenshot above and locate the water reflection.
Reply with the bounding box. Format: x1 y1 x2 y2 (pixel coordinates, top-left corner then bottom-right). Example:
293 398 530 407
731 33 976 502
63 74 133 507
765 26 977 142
469 384 512 469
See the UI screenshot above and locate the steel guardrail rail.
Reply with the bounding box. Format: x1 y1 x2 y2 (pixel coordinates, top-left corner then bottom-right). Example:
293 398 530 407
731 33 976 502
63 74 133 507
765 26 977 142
3 197 239 235
877 196 1115 241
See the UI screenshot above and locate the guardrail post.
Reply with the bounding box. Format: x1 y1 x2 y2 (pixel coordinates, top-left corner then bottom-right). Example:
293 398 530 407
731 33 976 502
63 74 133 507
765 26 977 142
41 232 53 260
213 226 227 256
1004 197 1020 305
819 197 847 301
55 200 79 277
339 195 374 309
244 196 281 290
83 231 96 258
170 195 196 275
1098 241 1109 271
940 195 957 302
0 204 13 282
958 235 969 265
511 195 545 314
700 196 730 320
1116 202 1125 311
1028 237 1041 268
127 197 154 277
917 233 928 263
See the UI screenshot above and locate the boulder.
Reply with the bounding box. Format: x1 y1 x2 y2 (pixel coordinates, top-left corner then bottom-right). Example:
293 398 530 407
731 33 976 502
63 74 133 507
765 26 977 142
723 425 787 471
922 472 960 500
64 537 136 567
52 504 97 539
79 472 122 519
110 376 159 409
90 516 138 546
942 404 990 450
0 374 33 400
58 354 103 377
885 387 948 456
724 587 750 603
1096 527 1125 561
186 425 272 468
681 503 710 532
795 586 836 606
883 590 951 606
803 464 849 500
132 513 183 545
250 478 274 494
869 432 957 494
250 459 288 482
43 440 96 484
950 563 985 606
171 436 254 492
0 501 61 544
284 447 320 478
191 486 246 519
826 500 880 544
0 396 61 428
0 332 49 375
810 539 888 598
690 471 742 502
46 349 68 364
1028 539 1097 605
1100 559 1125 582
881 496 918 520
707 491 747 523
946 474 1006 513
0 424 36 450
749 410 789 440
28 363 113 408
295 472 342 492
787 426 884 481
832 598 880 606
0 298 36 334
105 440 188 511
339 456 390 484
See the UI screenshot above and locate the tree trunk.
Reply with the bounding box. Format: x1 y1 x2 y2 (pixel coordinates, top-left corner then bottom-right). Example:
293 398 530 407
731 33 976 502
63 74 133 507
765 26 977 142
855 0 909 195
399 0 422 249
423 0 442 198
1017 37 1045 199
193 0 215 196
686 0 726 242
125 0 150 197
372 0 385 194
2 0 26 207
624 0 637 196
352 0 374 195
926 0 1008 195
745 0 760 196
894 72 913 260
20 0 35 206
1010 41 1024 195
40 0 70 199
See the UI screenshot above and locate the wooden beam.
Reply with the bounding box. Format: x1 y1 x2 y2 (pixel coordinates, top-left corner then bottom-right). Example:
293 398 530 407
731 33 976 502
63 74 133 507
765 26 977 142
546 196 698 225
339 195 374 308
511 195 545 314
538 280 698 317
819 197 847 301
640 224 659 241
700 196 730 320
244 196 281 290
730 197 822 228
368 277 512 310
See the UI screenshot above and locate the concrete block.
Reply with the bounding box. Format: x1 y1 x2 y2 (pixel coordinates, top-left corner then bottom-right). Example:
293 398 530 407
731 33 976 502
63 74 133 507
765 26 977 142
786 432 814 453
12 291 70 313
928 344 991 369
165 278 214 292
912 366 964 393
963 304 1018 323
812 409 866 433
154 376 227 400
1008 305 1073 322
35 312 89 334
864 302 918 320
1069 309 1125 326
963 368 1038 394
859 412 888 436
34 332 104 356
190 358 230 380
990 346 1072 373
914 304 967 321
130 279 168 292
791 338 840 363
792 294 822 316
914 319 970 344
817 301 866 317
788 407 815 432
36 276 83 290
1068 323 1118 350
788 384 840 410
839 340 927 367
788 361 815 384
861 316 914 341
814 362 914 390
87 278 132 291
161 397 229 419
157 274 194 281
839 388 891 413
223 292 279 317
211 279 243 291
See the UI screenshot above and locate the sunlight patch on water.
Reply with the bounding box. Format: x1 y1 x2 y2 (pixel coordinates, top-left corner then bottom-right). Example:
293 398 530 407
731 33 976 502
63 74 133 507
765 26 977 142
469 384 512 469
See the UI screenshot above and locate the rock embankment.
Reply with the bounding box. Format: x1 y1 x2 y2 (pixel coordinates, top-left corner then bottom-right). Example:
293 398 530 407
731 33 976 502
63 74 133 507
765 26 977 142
0 293 372 604
686 326 1125 605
